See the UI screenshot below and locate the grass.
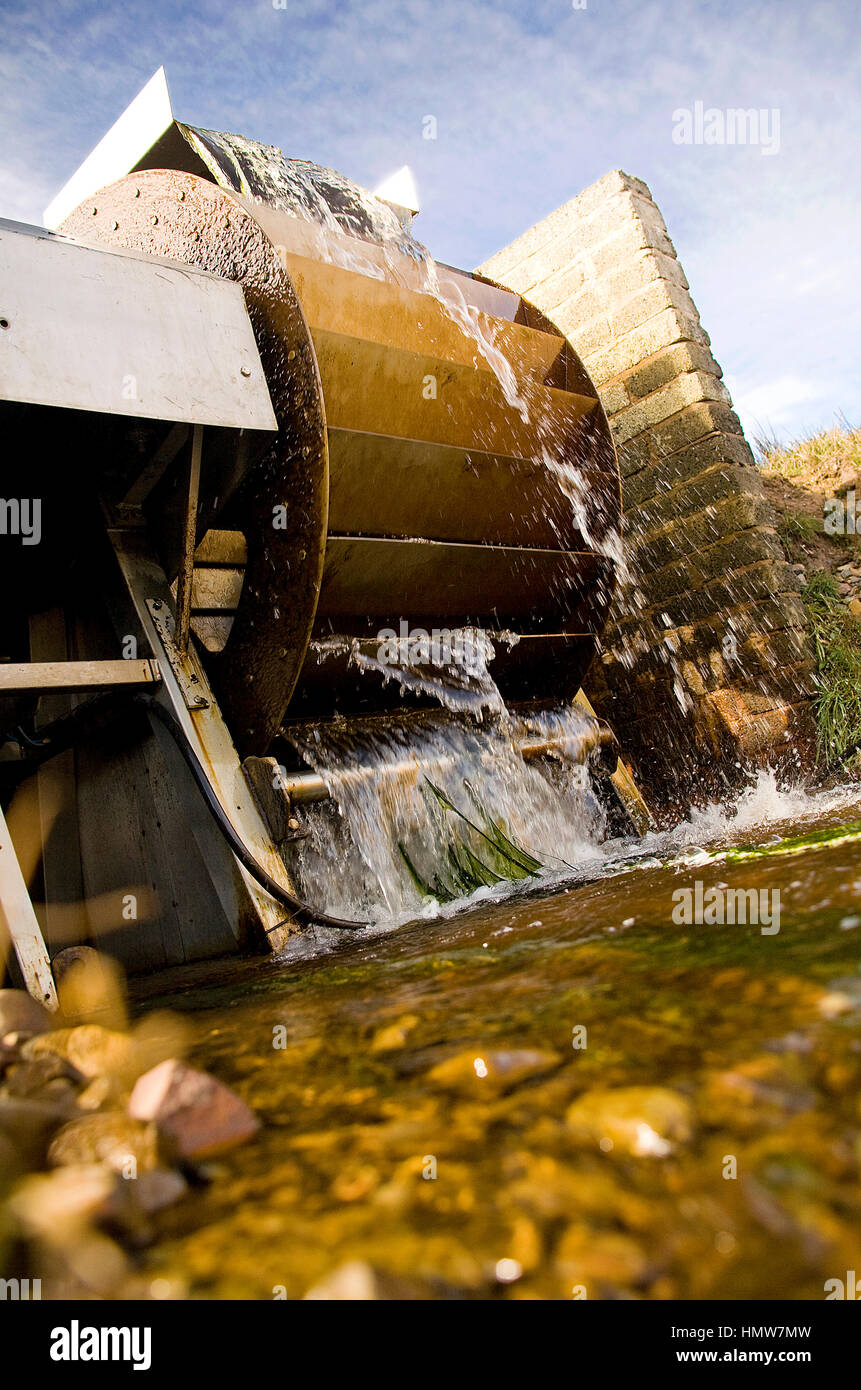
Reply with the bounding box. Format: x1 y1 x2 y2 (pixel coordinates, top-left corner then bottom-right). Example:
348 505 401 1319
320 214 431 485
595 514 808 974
803 569 861 768
399 777 545 902
756 420 861 491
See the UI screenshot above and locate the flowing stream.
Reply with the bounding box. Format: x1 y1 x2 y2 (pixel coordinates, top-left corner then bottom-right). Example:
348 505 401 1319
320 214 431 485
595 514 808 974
131 774 861 1300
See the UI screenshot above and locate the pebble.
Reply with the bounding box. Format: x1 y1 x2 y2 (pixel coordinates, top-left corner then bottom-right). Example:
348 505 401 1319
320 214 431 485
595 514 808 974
427 1048 562 1096
565 1085 693 1154
303 1260 432 1300
23 1025 132 1080
9 1163 118 1239
134 1167 188 1214
556 1222 649 1290
4 1053 84 1099
369 1015 420 1053
129 1058 259 1159
48 1112 161 1174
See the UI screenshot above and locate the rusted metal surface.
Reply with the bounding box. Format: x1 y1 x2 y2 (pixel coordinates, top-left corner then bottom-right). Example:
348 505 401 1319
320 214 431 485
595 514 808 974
59 165 621 751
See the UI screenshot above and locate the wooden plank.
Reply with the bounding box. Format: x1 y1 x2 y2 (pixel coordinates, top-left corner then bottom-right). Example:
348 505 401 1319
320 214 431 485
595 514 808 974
574 690 654 833
69 613 236 971
190 567 244 613
29 608 89 955
109 529 300 947
0 659 161 695
194 529 248 565
0 802 58 1009
0 222 278 431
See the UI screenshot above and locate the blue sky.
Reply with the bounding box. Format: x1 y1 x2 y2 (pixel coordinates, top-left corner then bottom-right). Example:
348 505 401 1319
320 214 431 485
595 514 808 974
1 0 858 444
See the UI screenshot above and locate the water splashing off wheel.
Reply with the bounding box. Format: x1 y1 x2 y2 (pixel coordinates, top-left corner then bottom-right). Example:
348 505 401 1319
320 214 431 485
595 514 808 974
0 76 642 987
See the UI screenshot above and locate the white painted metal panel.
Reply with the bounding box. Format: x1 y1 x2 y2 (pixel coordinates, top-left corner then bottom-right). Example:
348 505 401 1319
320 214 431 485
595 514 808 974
43 67 174 230
0 222 278 431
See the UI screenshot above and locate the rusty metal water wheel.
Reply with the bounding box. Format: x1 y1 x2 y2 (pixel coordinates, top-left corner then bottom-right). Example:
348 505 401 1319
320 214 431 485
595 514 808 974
61 169 329 756
61 167 621 759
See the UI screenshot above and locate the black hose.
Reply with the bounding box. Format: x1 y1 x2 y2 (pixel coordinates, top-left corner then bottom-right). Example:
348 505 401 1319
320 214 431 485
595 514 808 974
132 695 366 932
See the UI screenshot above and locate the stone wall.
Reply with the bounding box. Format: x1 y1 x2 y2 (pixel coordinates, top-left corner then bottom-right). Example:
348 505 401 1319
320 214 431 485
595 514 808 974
479 171 816 812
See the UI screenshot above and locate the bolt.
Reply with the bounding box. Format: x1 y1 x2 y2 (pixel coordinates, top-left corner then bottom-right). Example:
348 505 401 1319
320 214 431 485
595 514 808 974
91 207 98 216
151 215 159 225
240 366 252 377
178 190 185 201
134 188 140 198
287 349 296 361
288 818 300 831
111 221 119 231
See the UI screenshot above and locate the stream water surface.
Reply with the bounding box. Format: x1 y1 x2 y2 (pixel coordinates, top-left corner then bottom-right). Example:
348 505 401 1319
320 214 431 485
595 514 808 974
130 776 861 1300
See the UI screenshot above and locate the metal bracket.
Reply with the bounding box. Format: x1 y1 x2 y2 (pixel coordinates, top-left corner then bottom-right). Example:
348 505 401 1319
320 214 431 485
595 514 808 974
146 599 210 711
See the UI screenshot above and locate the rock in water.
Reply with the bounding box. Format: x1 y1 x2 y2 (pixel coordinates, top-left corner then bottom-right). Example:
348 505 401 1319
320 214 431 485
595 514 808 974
128 1059 259 1159
427 1048 562 1096
565 1086 693 1155
48 1112 160 1174
22 1025 132 1080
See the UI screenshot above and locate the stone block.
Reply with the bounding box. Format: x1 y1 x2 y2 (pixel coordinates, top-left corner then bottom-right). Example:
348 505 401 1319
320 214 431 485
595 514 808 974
620 341 721 401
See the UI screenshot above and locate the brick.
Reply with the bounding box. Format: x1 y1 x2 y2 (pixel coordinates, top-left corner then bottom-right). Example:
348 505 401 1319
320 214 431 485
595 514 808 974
645 432 756 488
619 341 720 401
599 380 630 415
608 277 700 340
583 216 676 280
689 526 784 583
602 247 690 303
635 493 775 572
704 561 801 613
476 171 650 283
582 310 712 383
616 433 653 479
648 401 745 457
611 372 733 445
566 311 614 357
628 463 765 537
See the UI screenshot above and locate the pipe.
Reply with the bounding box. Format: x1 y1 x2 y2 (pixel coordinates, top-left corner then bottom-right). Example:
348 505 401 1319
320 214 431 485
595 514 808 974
282 726 619 804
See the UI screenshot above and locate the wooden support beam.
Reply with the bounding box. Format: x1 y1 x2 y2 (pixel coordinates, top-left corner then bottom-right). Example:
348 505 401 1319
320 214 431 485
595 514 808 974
0 802 58 1010
174 423 203 653
29 608 89 954
0 660 161 695
119 422 190 510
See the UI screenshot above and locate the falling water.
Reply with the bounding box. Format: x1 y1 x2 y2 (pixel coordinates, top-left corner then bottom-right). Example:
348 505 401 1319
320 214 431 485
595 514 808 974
284 701 607 925
182 126 633 914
